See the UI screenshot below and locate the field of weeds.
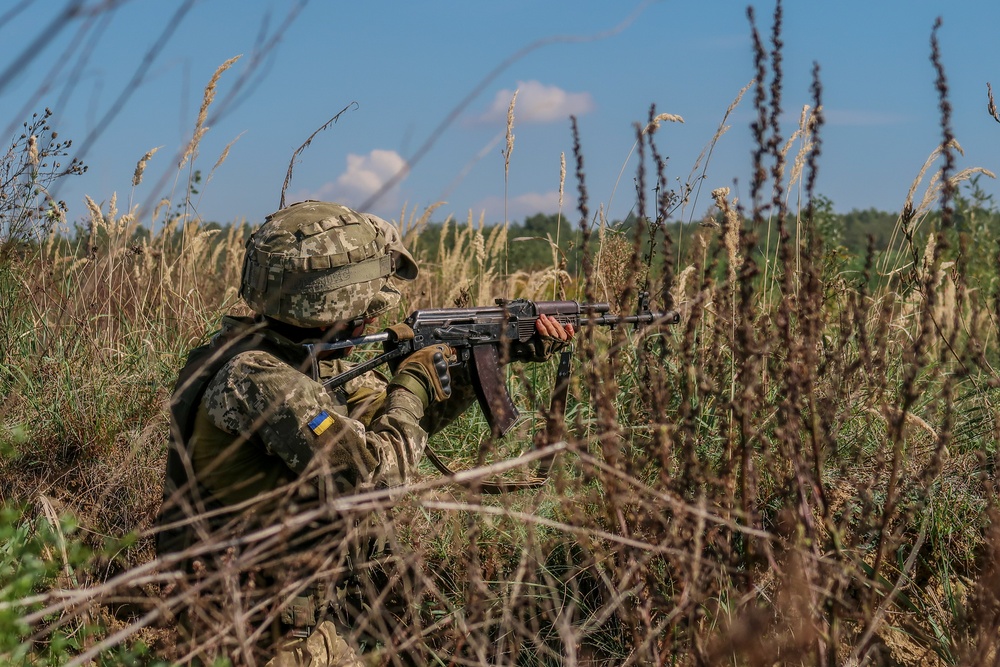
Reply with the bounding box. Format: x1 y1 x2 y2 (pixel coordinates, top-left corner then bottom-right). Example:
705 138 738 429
1 7 999 667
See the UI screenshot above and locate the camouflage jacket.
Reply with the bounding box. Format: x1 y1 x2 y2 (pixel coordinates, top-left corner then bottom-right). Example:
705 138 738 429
156 316 475 555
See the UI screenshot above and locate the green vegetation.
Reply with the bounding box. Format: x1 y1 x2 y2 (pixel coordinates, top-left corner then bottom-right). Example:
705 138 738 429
1 12 1000 667
413 181 1000 286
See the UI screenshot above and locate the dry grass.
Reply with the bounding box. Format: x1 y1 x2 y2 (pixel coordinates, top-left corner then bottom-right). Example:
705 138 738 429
1 10 999 667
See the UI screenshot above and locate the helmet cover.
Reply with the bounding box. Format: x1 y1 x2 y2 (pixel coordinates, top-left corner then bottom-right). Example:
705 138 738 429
240 201 417 327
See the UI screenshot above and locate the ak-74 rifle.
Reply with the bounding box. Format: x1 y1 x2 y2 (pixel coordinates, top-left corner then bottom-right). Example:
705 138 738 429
306 292 679 490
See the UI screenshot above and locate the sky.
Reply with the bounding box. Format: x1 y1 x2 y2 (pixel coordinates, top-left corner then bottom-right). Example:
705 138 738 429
2 0 1000 229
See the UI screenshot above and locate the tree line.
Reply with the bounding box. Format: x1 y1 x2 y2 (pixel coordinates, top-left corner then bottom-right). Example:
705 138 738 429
407 177 999 282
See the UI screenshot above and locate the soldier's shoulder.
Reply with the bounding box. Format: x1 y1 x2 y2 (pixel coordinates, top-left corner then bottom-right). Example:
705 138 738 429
206 350 302 402
223 349 291 376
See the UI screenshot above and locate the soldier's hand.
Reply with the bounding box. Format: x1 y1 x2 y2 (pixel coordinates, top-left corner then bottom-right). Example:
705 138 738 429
391 344 455 404
536 313 575 342
510 314 576 363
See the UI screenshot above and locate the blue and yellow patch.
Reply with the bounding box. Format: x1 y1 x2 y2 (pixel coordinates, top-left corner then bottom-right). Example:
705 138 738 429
308 411 335 436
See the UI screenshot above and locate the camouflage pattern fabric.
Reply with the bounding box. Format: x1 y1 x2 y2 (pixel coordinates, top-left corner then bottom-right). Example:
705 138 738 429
188 316 478 506
195 349 425 502
240 201 417 327
265 620 364 667
166 200 478 664
364 212 418 281
185 331 477 664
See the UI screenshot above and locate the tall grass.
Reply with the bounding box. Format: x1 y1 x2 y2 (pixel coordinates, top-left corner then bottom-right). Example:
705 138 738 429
1 11 999 666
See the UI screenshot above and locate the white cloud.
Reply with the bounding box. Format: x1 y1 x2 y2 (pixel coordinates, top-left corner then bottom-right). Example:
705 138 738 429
472 190 563 220
512 191 561 213
292 149 409 211
479 80 594 124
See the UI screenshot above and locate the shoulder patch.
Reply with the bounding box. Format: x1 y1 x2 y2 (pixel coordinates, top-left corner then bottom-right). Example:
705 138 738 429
308 410 335 436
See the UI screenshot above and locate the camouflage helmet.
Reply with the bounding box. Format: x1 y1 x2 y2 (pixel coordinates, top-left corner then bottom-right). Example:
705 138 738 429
240 200 417 328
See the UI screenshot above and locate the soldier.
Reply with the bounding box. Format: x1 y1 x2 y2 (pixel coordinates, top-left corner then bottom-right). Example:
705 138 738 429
156 200 573 666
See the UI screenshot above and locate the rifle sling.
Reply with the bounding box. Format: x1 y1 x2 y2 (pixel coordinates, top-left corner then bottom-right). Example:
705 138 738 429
423 348 572 494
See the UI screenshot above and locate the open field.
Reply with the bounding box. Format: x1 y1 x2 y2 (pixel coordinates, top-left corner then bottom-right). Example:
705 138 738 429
2 10 1000 667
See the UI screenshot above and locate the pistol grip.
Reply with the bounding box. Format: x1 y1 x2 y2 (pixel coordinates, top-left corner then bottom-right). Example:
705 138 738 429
471 344 519 438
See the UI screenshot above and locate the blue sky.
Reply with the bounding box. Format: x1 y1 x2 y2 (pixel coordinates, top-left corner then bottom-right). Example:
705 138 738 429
3 0 999 228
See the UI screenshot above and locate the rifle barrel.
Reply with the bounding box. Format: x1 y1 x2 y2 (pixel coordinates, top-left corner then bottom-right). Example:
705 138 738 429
580 311 680 327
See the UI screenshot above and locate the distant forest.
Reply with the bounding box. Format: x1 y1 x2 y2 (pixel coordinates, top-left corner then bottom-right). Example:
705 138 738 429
408 185 1000 277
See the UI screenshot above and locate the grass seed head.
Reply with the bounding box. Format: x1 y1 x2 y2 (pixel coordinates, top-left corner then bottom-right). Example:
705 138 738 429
132 146 161 187
179 55 241 169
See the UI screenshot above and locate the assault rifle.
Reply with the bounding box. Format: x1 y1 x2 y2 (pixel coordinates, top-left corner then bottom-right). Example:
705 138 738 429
307 291 679 439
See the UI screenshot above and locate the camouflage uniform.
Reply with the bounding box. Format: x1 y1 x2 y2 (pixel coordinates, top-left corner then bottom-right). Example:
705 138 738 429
166 315 474 666
186 314 474 506
268 621 363 667
157 202 473 666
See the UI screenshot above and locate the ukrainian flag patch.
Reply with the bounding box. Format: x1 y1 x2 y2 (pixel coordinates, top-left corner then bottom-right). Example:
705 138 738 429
308 411 335 436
